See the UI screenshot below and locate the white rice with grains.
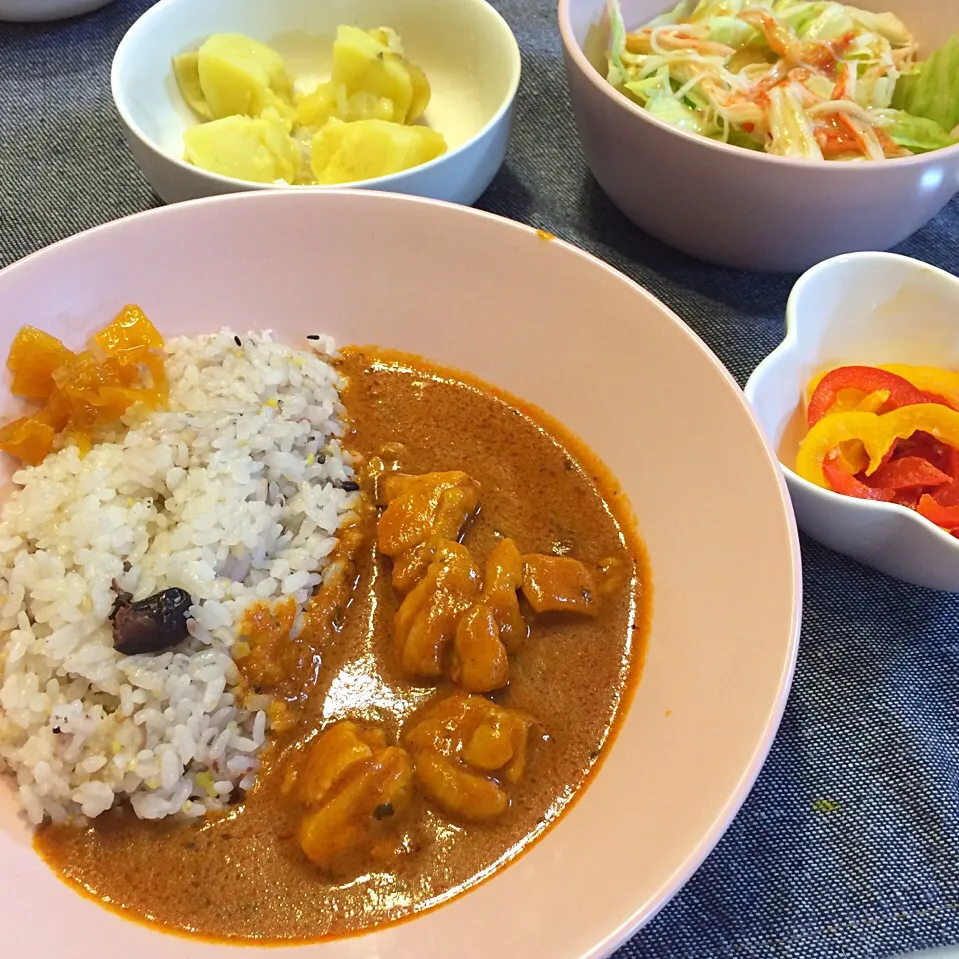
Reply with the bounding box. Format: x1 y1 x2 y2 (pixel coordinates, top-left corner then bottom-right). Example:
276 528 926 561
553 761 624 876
0 329 356 824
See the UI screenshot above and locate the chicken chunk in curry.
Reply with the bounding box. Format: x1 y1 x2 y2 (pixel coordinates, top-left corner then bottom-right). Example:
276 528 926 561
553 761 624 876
480 537 527 654
521 552 600 616
393 539 481 678
284 720 414 872
377 470 480 592
406 694 535 821
384 467 604 692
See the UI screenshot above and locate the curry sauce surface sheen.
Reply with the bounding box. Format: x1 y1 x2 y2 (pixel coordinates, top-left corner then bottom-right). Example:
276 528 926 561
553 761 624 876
36 347 649 943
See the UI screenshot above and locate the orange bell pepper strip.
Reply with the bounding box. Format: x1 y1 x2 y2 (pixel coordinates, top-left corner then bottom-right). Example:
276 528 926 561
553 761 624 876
796 404 959 489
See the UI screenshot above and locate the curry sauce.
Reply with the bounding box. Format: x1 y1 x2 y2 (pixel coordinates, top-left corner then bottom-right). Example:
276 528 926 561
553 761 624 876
35 347 650 943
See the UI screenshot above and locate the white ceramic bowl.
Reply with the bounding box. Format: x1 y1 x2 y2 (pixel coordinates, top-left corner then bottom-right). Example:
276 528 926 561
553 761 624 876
559 0 959 272
111 0 520 205
745 252 959 591
0 190 801 957
0 0 113 20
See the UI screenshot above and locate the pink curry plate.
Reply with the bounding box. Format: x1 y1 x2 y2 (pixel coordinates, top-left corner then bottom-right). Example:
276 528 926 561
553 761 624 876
0 190 801 958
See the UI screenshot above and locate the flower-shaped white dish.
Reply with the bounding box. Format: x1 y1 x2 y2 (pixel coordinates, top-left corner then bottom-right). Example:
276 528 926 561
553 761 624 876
745 251 959 592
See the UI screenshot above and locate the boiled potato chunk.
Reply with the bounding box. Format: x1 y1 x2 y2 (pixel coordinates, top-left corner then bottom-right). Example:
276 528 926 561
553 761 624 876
196 33 294 123
405 61 432 124
184 115 300 183
295 80 339 129
331 25 413 124
310 117 446 185
368 26 405 51
296 82 396 130
347 90 401 123
174 26 441 187
172 52 214 121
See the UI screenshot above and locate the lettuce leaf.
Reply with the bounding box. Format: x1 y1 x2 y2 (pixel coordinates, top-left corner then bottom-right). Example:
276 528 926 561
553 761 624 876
721 125 765 150
873 109 957 154
687 0 744 20
705 15 763 48
623 65 673 105
892 35 959 134
767 86 824 158
775 1 851 41
644 95 714 134
647 0 696 29
624 66 716 135
847 8 911 46
773 1 910 45
856 74 895 111
605 0 629 88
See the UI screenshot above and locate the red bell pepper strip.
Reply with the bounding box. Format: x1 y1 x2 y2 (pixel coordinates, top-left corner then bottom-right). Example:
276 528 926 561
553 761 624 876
934 481 959 507
822 455 895 501
895 431 951 473
862 456 952 491
936 486 959 507
807 366 951 427
930 447 959 506
917 494 959 529
893 488 923 510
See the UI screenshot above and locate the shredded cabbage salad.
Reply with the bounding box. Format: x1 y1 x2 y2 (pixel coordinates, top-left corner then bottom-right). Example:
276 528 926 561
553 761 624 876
606 0 959 160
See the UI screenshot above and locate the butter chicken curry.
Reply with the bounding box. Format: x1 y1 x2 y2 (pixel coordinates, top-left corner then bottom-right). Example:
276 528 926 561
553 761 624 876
36 346 649 943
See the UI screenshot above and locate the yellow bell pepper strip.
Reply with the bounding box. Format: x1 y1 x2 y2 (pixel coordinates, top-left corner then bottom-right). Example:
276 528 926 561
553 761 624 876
828 391 891 474
796 403 959 489
802 387 891 475
806 366 950 426
819 388 890 417
880 364 959 411
833 440 869 475
853 389 891 415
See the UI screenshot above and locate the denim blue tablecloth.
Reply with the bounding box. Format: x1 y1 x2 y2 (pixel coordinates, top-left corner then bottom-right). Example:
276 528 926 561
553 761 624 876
2 1 959 956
